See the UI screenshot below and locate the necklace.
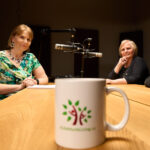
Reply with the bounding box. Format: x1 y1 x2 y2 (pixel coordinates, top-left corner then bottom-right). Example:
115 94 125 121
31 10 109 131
9 51 24 64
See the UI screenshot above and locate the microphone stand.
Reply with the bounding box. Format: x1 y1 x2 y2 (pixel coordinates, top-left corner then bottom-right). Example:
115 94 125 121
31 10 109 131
55 37 101 78
62 44 87 77
80 39 92 77
80 53 85 77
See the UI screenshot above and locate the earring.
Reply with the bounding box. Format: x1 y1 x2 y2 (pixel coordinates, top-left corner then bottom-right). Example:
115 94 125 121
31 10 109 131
11 41 15 48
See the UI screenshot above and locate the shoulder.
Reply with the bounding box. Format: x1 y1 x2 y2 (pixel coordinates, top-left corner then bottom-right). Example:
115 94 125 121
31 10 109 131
0 50 7 59
25 52 40 65
0 50 5 55
25 52 35 56
133 56 145 62
132 56 148 69
25 52 37 58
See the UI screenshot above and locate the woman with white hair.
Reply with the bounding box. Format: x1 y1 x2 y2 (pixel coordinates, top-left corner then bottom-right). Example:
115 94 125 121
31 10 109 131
106 39 149 84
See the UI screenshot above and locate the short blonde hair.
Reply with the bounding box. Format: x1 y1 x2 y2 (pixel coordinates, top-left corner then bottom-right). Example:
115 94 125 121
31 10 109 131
119 39 138 57
8 24 33 48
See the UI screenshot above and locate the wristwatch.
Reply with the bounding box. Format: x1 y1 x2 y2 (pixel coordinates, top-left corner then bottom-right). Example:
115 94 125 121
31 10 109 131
36 79 39 85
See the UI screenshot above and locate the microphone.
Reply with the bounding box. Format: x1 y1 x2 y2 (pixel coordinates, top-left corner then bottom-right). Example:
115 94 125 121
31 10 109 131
83 52 103 58
55 44 81 51
55 44 103 58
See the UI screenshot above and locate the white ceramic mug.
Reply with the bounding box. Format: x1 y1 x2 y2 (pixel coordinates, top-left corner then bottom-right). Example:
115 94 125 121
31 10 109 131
55 78 129 149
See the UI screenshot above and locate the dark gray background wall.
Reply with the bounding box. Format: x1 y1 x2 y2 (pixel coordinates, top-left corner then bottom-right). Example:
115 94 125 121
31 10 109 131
0 0 150 78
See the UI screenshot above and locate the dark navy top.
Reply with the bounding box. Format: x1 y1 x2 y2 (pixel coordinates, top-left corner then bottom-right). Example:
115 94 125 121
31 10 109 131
108 56 149 84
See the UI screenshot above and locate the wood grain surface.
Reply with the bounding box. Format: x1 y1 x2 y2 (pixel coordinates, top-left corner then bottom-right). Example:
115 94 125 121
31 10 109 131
0 84 149 150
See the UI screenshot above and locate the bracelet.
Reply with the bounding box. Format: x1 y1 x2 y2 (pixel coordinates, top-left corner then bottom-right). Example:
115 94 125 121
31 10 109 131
36 79 39 85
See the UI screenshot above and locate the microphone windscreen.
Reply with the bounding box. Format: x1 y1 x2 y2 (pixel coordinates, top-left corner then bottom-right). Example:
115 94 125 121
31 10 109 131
144 76 150 87
96 53 103 58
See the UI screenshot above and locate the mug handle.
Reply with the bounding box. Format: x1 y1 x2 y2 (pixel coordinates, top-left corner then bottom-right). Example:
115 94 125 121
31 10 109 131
105 87 130 131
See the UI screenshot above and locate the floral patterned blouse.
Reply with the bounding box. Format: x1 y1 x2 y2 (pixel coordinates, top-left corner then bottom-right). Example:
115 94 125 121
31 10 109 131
0 50 41 100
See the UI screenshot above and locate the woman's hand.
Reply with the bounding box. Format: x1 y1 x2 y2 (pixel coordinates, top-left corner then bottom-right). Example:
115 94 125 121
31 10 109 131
22 77 37 87
118 56 129 66
106 79 112 84
106 78 127 84
114 56 130 74
19 82 26 90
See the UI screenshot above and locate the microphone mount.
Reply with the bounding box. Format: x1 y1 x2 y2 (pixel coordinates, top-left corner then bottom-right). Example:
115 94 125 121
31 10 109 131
55 38 102 58
55 37 103 77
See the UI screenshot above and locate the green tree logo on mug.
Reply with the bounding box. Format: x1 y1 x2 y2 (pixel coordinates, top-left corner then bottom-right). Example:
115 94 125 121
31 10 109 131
62 99 92 125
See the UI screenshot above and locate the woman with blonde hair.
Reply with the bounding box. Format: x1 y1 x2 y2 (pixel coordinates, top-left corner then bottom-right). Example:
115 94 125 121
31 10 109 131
0 24 48 100
106 39 149 84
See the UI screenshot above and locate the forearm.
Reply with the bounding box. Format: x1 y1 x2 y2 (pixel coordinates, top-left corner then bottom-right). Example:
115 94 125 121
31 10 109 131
108 61 123 79
108 69 119 79
106 78 127 84
37 76 49 85
114 63 123 74
0 83 25 94
114 56 128 74
33 66 49 85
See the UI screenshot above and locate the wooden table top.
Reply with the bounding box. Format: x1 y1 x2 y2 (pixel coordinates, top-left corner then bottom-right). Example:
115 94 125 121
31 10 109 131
0 84 149 150
107 84 150 106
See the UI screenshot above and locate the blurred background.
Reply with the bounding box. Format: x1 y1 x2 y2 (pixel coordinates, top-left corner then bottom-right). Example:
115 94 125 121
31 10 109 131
0 0 150 80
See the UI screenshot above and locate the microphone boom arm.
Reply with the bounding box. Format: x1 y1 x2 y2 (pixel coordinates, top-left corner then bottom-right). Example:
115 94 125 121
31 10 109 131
54 38 103 77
